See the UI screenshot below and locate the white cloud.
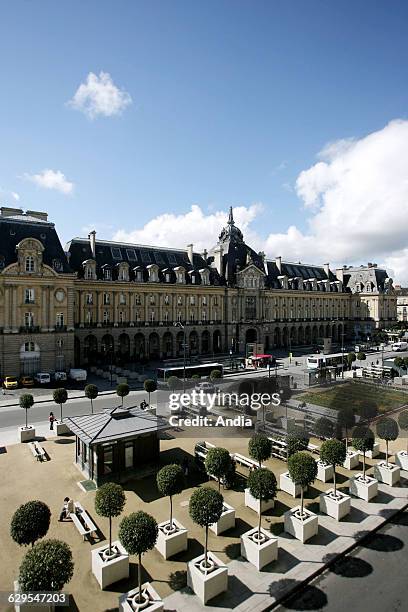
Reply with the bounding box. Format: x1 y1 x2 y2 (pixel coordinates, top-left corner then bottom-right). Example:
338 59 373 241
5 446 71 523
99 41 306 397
68 71 132 119
23 169 74 194
11 192 20 201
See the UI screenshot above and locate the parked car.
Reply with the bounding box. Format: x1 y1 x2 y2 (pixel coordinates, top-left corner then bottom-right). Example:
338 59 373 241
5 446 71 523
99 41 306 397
69 368 87 382
20 376 35 388
3 376 19 390
54 371 67 382
34 372 51 385
194 381 218 393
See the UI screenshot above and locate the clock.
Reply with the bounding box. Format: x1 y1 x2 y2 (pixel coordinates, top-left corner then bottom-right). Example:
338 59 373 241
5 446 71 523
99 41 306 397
55 289 65 303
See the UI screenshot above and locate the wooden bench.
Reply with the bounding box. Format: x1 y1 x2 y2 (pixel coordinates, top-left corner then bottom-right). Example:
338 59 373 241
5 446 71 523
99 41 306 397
28 441 46 461
70 502 97 541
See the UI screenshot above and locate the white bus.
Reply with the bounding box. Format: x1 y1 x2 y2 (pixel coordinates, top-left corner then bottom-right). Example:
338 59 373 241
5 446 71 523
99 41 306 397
391 341 408 352
306 352 347 370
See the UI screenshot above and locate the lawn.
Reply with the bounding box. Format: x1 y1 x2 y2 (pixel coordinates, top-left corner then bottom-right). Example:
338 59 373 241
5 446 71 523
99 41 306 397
298 381 408 414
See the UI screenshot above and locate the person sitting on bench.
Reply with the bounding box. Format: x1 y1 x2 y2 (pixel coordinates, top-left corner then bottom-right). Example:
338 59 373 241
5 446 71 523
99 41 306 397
59 497 74 521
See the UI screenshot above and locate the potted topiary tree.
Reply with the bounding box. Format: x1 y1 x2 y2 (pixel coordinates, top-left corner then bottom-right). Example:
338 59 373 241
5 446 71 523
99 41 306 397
349 425 378 501
116 382 130 408
284 452 318 542
210 369 222 383
11 501 51 547
187 487 228 605
314 416 334 440
241 468 278 570
53 388 70 435
204 448 235 535
338 406 359 469
280 427 310 496
92 483 128 589
374 417 400 486
396 409 408 470
18 539 74 599
85 383 98 414
245 434 274 510
143 379 157 408
18 393 35 441
319 439 350 520
156 464 188 558
119 511 161 611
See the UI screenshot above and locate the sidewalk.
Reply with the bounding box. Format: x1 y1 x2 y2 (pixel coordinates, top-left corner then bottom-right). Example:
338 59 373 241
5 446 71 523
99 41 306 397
0 420 50 446
0 387 143 409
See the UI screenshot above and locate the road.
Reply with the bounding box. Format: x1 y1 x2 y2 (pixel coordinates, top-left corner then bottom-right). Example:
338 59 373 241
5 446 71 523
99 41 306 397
276 510 408 612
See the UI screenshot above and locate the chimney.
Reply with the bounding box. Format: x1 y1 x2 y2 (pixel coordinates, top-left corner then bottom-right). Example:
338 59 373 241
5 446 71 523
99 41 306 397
275 256 282 273
202 248 208 261
88 230 96 258
1 206 23 217
324 263 330 277
213 245 224 276
336 268 344 282
26 210 48 222
186 244 194 265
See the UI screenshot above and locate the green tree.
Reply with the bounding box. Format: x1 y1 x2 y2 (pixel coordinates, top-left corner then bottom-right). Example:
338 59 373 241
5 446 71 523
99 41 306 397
314 417 334 440
319 439 347 497
143 379 157 406
376 417 399 467
205 447 232 491
19 393 34 429
394 356 404 369
119 512 158 605
210 369 222 381
248 467 277 540
116 382 130 407
18 540 74 591
286 426 310 458
156 464 185 528
248 434 272 468
287 452 318 517
352 425 375 480
11 501 51 547
337 406 355 452
347 352 357 368
167 376 181 391
189 487 223 568
95 483 126 555
357 352 366 361
398 409 408 454
84 384 98 414
53 388 68 422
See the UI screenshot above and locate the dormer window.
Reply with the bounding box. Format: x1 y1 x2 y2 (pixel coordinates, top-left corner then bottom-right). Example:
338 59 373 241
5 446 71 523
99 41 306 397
134 267 143 282
174 266 185 284
200 268 210 286
118 263 129 282
147 264 159 282
103 268 112 281
25 256 35 273
52 258 63 272
83 259 96 280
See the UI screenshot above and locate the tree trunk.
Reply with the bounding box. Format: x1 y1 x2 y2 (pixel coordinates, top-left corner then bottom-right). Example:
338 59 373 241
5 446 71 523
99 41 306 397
60 403 63 422
300 487 304 516
121 396 124 407
25 409 28 429
138 552 142 603
170 496 173 528
109 516 112 554
333 465 337 496
204 525 208 567
148 391 150 406
363 451 366 480
91 398 94 414
258 505 262 540
345 427 348 452
386 440 389 467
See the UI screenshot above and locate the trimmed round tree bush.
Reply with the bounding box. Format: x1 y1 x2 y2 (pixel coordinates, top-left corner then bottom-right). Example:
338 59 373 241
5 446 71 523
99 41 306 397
189 487 224 568
210 369 222 381
376 417 399 466
205 447 233 491
19 393 34 429
144 379 157 406
314 417 334 440
85 384 98 414
156 464 185 529
248 467 277 541
248 434 272 468
319 439 347 497
167 376 182 391
116 382 130 407
352 425 375 481
119 511 158 605
357 351 366 361
11 501 51 547
286 426 310 458
53 388 68 422
95 483 126 555
347 352 356 368
398 410 408 454
337 406 355 451
287 452 318 518
19 539 74 591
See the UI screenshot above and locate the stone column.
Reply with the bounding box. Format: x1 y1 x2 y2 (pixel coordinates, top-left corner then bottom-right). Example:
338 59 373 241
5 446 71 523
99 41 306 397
41 287 48 331
48 286 54 330
3 286 11 332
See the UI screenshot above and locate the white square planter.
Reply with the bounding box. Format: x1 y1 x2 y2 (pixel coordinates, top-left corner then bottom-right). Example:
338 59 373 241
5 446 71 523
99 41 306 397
343 450 360 470
366 443 380 459
319 489 351 520
279 472 303 497
240 527 278 570
55 421 71 435
245 488 275 512
373 461 400 486
18 426 35 442
395 451 408 471
316 460 334 482
155 518 188 559
349 474 378 501
284 506 318 543
187 551 228 605
92 540 129 589
119 582 163 612
13 580 53 611
210 503 235 535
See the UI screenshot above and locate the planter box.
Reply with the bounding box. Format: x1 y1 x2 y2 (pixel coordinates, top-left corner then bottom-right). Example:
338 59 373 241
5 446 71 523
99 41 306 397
55 421 71 436
349 474 378 501
240 527 278 570
119 582 163 612
155 518 188 559
319 489 351 520
18 426 35 443
343 450 360 470
245 488 275 512
92 540 129 589
284 506 318 543
366 443 380 459
13 580 54 611
373 461 400 486
316 460 334 483
187 551 228 605
279 472 303 498
210 503 235 535
395 451 408 471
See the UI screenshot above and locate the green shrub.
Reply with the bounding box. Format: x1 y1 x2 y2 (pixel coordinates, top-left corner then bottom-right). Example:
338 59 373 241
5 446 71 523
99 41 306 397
84 384 98 413
376 417 399 466
248 434 272 467
95 483 126 553
205 447 232 491
116 382 130 407
19 393 34 429
156 464 185 527
288 452 318 516
319 439 346 496
53 388 68 422
11 501 51 547
248 468 277 539
18 539 74 591
189 487 223 567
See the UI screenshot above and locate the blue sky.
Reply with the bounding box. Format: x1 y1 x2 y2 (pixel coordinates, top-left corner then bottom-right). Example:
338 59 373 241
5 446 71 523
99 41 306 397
1 0 408 278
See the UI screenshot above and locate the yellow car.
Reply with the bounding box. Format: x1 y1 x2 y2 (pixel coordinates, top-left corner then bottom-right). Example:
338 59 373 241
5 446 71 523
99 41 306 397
3 376 19 390
20 376 34 388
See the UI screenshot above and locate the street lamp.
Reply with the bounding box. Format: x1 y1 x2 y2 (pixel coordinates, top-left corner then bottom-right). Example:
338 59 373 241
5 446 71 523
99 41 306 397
174 321 186 393
331 319 345 379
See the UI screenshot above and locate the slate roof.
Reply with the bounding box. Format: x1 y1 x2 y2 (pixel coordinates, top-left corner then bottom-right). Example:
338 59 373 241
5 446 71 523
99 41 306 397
343 266 392 294
66 406 170 445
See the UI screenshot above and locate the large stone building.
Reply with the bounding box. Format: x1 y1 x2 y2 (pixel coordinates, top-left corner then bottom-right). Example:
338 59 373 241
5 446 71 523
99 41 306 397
0 206 397 376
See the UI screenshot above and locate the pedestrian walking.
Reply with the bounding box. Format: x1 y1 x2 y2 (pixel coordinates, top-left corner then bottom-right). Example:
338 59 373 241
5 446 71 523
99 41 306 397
49 411 55 430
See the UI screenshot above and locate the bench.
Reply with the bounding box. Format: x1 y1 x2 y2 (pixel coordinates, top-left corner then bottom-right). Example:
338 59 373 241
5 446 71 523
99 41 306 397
233 453 265 471
70 502 98 541
307 443 320 455
28 441 46 461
